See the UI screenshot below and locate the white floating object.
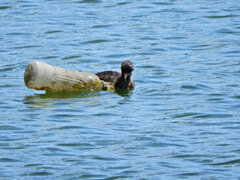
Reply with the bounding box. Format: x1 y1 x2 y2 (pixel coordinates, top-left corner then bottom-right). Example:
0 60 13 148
24 60 109 92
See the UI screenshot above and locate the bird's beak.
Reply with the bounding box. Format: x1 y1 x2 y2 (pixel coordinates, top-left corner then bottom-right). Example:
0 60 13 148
124 74 129 81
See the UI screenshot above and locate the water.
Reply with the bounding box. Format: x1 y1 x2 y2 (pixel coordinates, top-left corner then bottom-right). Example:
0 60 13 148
0 0 240 179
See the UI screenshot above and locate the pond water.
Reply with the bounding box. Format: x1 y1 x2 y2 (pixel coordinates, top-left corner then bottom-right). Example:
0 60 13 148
0 0 240 179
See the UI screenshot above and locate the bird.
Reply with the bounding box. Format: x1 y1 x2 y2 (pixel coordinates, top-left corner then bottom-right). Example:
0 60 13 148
96 60 134 91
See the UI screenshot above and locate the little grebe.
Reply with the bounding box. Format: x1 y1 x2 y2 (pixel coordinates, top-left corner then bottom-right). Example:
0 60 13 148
96 60 134 90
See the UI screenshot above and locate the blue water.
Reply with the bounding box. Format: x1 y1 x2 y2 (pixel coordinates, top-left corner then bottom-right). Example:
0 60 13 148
1 0 240 179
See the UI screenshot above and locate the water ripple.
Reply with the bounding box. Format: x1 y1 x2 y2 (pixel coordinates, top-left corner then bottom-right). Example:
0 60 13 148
0 6 11 10
210 159 240 166
81 39 112 44
76 0 101 3
206 14 239 19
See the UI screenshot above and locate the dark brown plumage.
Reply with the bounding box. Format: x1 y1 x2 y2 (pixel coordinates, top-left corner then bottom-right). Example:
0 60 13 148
96 60 134 90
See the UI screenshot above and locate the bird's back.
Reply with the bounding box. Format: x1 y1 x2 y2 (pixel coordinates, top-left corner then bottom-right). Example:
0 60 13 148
96 71 120 85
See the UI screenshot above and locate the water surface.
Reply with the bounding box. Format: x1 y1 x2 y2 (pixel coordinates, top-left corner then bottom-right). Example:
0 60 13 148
0 0 240 179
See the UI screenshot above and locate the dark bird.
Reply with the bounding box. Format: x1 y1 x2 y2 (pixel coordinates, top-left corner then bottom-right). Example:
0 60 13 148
96 60 134 91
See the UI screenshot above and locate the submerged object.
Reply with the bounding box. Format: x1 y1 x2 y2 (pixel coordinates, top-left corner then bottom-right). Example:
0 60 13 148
96 60 134 90
24 60 111 92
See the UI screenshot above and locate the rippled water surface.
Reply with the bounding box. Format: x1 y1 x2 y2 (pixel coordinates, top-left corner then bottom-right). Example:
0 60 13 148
1 0 240 179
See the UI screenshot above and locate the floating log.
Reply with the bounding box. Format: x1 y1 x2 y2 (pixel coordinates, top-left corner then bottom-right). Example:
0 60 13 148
24 60 111 92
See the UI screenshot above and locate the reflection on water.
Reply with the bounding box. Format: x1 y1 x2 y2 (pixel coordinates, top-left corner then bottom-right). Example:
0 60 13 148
24 90 133 108
24 94 55 108
23 91 100 108
115 89 134 97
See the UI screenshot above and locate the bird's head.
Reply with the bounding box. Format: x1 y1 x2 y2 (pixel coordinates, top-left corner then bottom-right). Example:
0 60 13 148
121 60 134 81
